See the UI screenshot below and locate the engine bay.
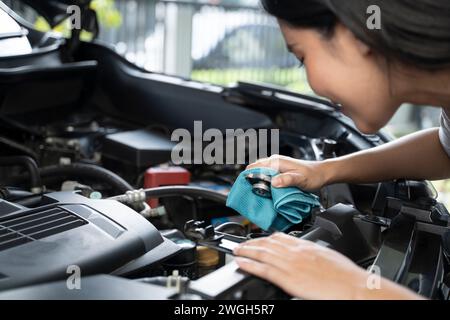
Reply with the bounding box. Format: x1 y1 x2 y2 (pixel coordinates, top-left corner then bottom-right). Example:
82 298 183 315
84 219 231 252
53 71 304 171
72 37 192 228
0 5 449 299
0 105 449 300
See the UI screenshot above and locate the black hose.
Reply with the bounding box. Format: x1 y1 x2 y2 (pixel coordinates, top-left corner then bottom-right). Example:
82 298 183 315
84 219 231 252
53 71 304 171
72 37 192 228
0 187 33 201
142 186 228 205
0 136 39 160
0 156 42 192
39 163 134 194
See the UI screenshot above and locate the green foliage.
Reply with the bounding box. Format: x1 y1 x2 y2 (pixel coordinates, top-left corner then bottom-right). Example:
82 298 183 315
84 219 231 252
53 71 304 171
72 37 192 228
91 0 122 28
191 67 314 95
431 180 450 208
34 0 122 40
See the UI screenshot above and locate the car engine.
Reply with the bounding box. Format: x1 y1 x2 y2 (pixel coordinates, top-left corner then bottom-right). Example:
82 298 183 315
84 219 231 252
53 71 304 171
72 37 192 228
0 2 449 300
0 110 449 300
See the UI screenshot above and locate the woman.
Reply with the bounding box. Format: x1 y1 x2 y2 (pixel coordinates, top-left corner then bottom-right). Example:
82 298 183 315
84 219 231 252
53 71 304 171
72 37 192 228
233 0 450 300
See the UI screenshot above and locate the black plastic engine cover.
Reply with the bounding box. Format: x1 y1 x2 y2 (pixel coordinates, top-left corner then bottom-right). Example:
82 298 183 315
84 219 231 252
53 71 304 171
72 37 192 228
0 192 180 291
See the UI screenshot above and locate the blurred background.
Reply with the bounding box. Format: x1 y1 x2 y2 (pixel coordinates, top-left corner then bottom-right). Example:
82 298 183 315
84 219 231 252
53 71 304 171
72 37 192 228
4 0 449 204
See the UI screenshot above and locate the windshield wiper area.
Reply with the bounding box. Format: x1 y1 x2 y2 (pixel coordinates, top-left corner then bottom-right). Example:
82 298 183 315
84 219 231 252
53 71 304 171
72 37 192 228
225 81 341 114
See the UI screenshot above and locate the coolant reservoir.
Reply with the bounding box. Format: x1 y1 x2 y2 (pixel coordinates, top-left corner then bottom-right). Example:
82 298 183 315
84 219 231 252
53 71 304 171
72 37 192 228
197 246 220 277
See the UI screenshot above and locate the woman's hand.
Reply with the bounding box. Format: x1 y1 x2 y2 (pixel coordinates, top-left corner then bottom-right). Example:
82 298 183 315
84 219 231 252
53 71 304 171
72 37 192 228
233 233 423 300
247 155 333 191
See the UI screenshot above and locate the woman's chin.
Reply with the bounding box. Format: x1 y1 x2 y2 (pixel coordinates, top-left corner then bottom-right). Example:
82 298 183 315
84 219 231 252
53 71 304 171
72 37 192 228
338 105 383 134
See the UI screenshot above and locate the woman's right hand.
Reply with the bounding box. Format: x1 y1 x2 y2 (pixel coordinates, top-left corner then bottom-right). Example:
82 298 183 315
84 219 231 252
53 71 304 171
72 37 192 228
247 155 334 191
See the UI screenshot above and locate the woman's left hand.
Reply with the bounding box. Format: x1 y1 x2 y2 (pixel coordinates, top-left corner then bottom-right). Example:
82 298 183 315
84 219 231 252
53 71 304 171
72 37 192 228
233 233 422 300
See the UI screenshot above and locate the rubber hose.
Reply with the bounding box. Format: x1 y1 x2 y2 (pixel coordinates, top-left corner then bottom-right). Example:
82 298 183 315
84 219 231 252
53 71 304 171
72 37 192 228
142 186 228 205
0 136 39 160
0 156 42 192
40 163 133 194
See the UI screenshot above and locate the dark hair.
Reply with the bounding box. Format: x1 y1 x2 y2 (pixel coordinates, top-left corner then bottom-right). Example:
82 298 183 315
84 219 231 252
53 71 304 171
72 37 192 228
261 0 450 70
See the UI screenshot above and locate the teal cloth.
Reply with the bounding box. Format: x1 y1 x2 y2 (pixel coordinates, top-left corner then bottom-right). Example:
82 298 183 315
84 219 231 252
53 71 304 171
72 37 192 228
226 168 320 232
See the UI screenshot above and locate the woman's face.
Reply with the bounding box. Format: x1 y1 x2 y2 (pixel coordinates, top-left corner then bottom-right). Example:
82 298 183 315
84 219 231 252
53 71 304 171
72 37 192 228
279 21 402 134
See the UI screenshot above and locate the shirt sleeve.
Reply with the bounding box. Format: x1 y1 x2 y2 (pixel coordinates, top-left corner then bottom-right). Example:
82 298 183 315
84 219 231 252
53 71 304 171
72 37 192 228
439 107 450 157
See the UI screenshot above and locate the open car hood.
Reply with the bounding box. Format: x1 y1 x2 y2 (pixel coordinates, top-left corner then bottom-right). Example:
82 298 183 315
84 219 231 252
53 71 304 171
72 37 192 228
17 0 92 27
